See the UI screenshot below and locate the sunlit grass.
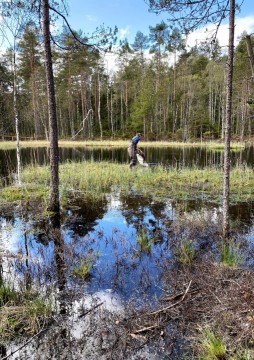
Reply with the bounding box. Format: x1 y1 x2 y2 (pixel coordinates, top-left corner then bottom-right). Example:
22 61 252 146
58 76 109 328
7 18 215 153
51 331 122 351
0 139 246 149
1 161 254 205
199 327 227 359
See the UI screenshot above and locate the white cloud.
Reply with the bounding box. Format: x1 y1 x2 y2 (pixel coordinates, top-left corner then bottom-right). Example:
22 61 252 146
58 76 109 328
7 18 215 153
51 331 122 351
85 14 99 22
186 15 254 49
119 26 130 39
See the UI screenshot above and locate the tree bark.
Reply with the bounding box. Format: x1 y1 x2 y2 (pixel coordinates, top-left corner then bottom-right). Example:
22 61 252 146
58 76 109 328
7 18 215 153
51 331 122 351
223 0 235 238
42 0 59 213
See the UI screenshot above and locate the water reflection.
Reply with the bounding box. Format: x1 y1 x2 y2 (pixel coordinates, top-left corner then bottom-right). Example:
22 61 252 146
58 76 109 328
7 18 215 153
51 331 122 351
1 189 254 303
1 146 254 184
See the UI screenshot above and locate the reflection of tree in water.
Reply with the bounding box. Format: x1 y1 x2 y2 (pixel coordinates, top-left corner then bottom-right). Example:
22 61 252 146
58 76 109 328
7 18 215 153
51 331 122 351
229 201 254 228
120 192 167 233
15 196 108 246
174 198 254 229
63 196 107 237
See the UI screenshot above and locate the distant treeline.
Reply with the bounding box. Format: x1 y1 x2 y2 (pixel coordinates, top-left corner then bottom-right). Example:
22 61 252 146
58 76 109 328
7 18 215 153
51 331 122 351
0 24 253 141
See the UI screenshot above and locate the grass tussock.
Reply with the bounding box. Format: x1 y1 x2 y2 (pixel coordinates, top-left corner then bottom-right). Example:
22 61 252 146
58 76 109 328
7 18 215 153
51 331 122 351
175 238 196 265
137 229 152 252
220 242 243 267
71 258 93 278
0 288 51 340
198 327 227 359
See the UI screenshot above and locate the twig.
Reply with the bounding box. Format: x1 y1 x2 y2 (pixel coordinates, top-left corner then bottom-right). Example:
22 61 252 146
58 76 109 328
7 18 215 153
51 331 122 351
148 280 192 316
78 301 104 318
133 324 159 334
0 328 47 360
160 287 199 302
132 281 192 335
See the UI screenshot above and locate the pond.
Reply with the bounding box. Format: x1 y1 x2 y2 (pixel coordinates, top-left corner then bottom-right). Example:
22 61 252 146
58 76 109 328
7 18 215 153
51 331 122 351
1 145 254 358
1 145 254 180
1 146 254 298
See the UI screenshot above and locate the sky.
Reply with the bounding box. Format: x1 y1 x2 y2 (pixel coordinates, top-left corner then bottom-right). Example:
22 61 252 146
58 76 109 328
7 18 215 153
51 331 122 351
66 0 254 49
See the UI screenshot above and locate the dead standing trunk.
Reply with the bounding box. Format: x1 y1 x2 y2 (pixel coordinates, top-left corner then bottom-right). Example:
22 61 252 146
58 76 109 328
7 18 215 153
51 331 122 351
223 0 235 238
42 0 59 213
245 35 254 78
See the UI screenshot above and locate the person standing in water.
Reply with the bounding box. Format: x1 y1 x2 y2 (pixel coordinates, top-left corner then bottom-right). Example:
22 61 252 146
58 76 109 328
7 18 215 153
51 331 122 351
128 132 144 169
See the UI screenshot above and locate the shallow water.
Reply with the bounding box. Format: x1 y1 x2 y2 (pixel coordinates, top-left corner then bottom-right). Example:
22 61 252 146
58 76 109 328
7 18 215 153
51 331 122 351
2 145 254 357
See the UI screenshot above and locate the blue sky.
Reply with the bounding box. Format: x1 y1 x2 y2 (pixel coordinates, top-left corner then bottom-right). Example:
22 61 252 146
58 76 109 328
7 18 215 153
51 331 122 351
66 0 254 47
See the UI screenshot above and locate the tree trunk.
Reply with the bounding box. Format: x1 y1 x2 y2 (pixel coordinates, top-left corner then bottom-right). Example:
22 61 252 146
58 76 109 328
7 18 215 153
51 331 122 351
223 0 235 238
246 35 254 78
97 72 103 140
13 39 21 186
42 0 59 213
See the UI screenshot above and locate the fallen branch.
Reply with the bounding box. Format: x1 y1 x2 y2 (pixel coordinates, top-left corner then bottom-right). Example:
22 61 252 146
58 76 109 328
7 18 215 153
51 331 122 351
71 109 93 139
148 280 192 316
132 324 159 334
132 281 192 335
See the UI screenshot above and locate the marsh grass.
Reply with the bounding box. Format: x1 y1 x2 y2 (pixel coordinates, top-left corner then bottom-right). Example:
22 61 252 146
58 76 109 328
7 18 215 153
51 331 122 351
175 238 196 265
220 242 243 267
199 327 227 359
0 293 51 339
1 161 254 206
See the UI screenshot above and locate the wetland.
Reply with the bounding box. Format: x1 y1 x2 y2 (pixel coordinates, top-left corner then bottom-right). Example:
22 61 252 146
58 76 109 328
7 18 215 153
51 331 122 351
0 142 254 359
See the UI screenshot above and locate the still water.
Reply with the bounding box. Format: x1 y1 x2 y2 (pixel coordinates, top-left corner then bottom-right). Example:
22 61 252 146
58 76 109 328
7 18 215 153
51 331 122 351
1 145 254 181
1 146 254 300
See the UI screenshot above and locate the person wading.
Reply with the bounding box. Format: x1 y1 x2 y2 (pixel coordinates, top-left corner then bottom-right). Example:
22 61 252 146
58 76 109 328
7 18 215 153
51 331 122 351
128 132 144 169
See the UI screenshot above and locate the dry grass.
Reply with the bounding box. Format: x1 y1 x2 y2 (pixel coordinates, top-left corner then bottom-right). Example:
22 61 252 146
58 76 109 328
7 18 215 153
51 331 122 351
0 139 246 149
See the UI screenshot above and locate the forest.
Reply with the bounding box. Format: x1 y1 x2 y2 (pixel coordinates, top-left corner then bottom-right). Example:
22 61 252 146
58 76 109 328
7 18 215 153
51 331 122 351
0 8 253 142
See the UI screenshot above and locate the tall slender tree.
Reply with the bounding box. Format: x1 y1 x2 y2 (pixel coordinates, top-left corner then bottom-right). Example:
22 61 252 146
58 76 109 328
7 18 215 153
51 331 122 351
41 0 60 213
148 0 238 237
